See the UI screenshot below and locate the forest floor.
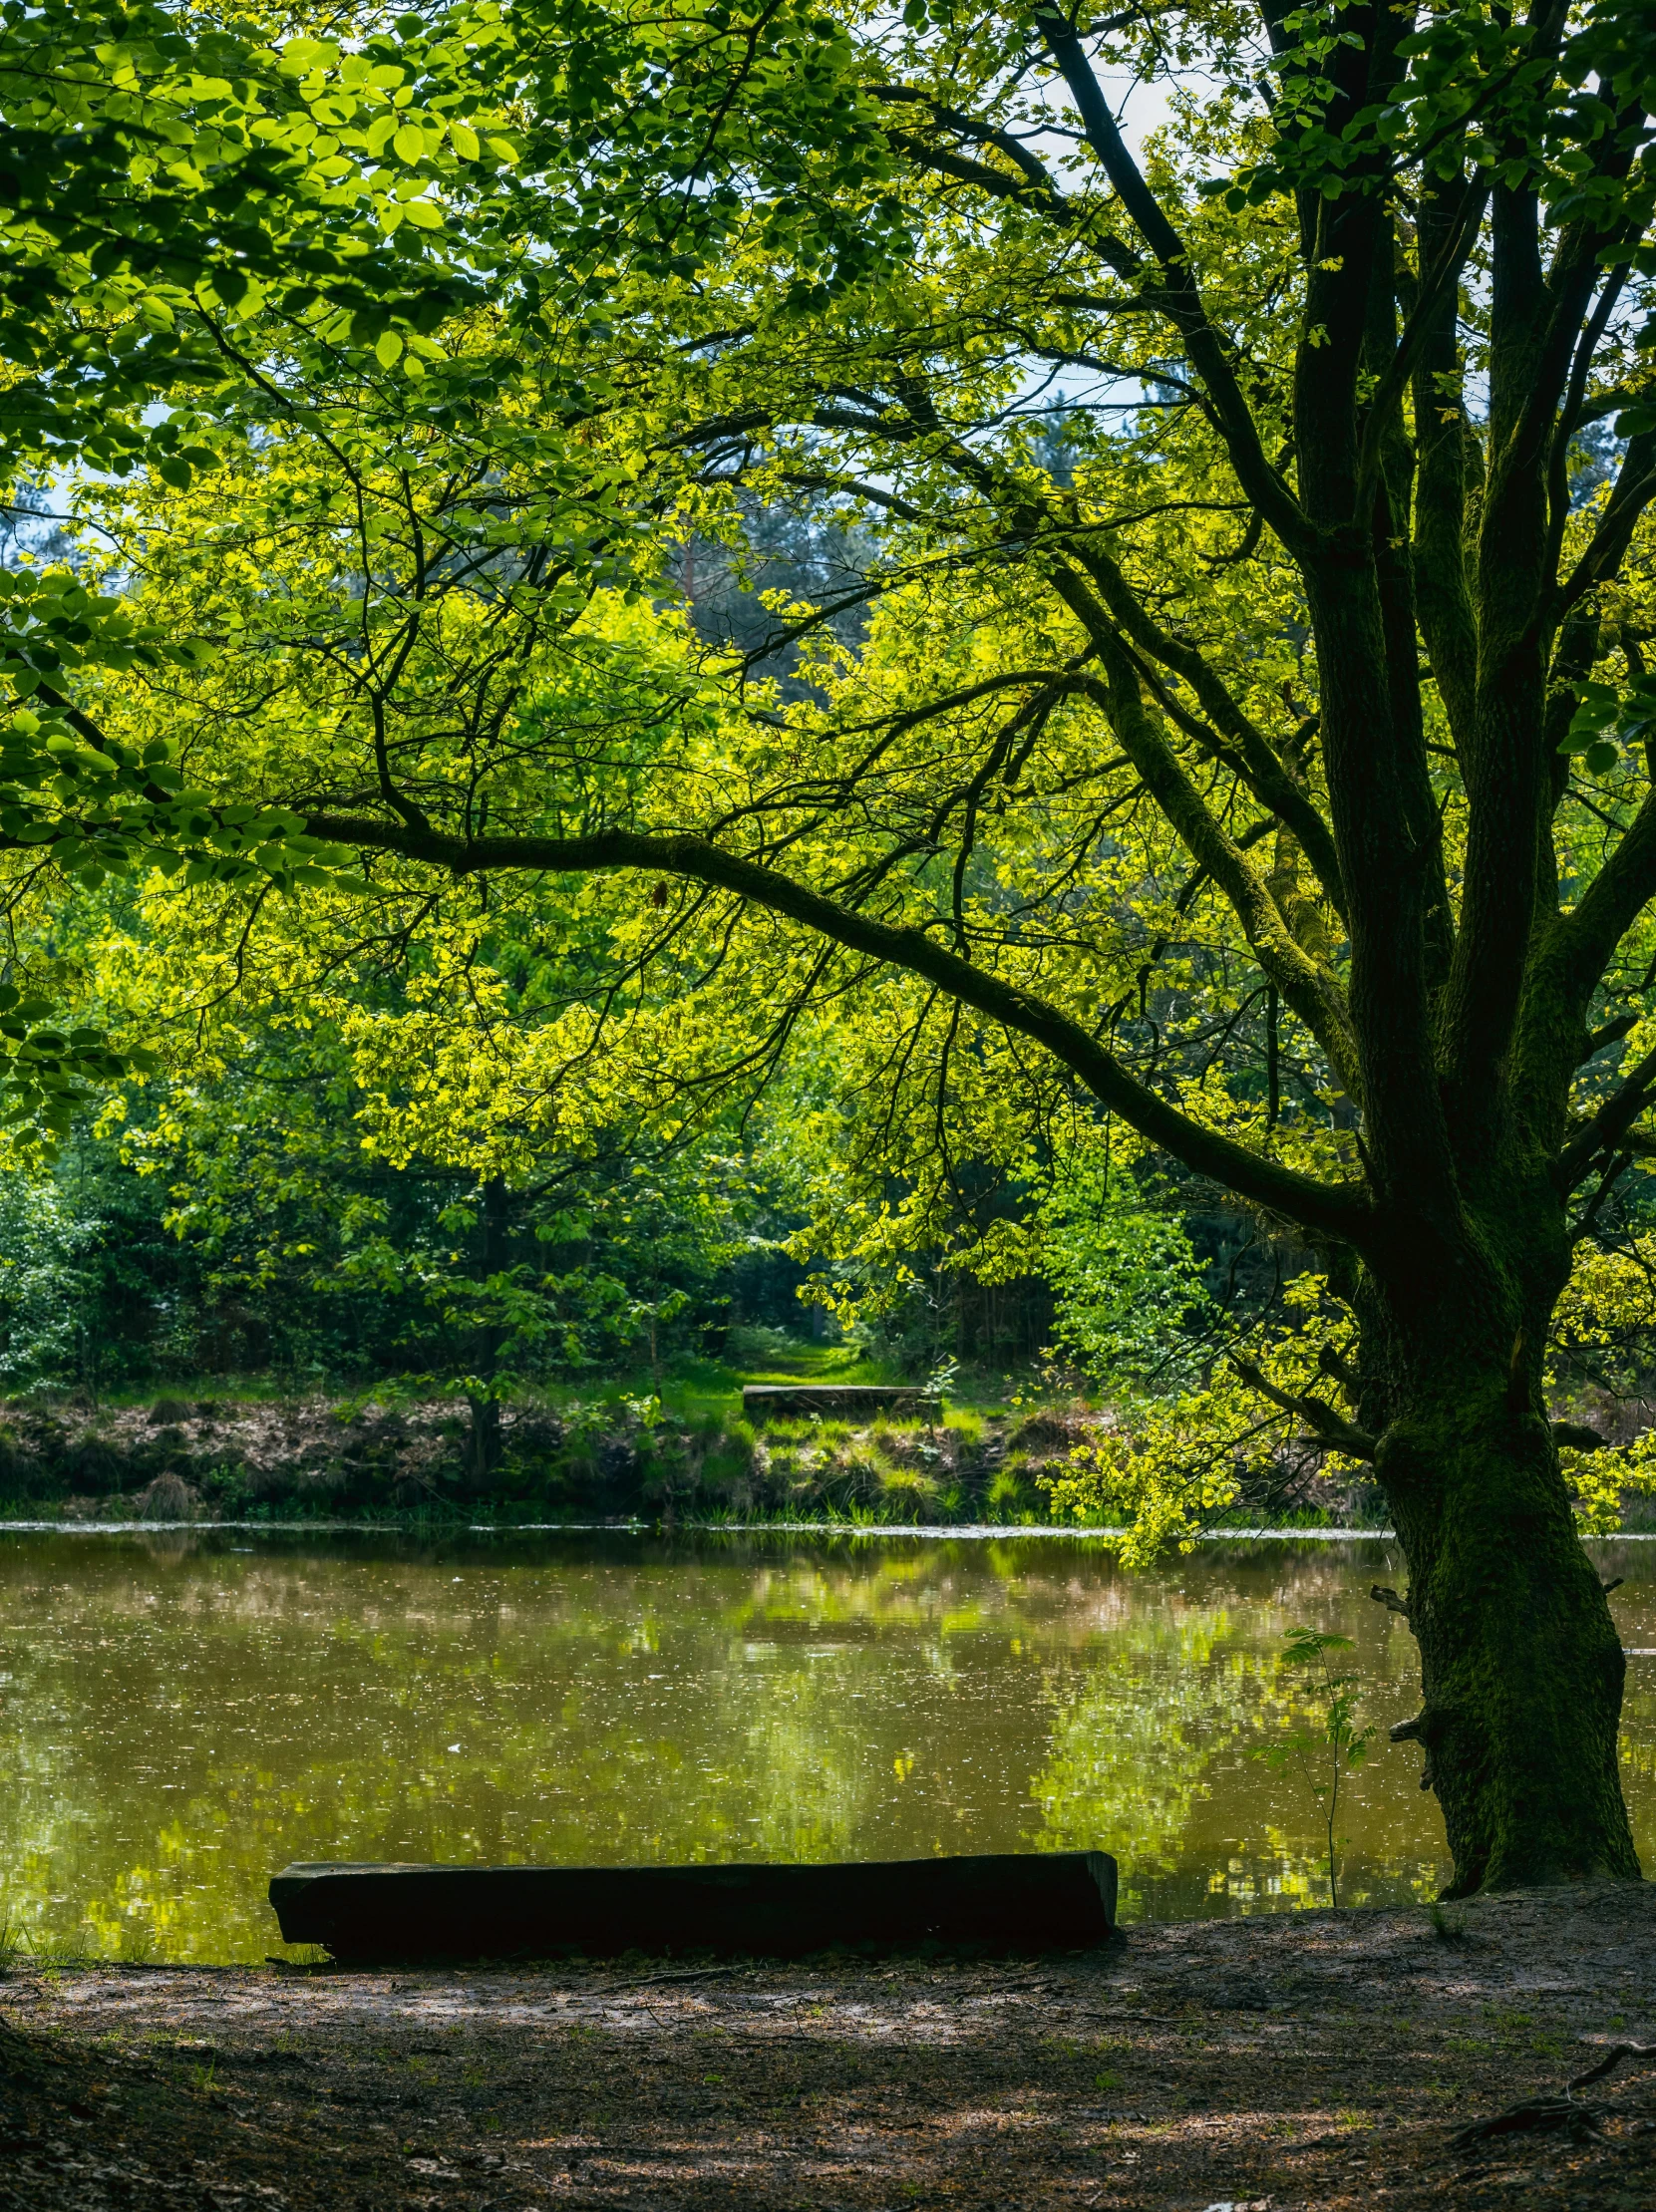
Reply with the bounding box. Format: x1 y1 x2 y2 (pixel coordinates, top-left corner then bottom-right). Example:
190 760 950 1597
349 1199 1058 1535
2 1882 1654 2211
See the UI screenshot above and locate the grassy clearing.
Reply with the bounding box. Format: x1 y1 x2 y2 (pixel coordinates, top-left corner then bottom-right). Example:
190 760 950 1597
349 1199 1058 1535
30 1331 1067 1432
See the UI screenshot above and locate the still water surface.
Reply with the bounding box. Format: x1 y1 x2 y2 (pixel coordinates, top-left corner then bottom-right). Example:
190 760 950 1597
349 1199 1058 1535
2 1528 1653 1962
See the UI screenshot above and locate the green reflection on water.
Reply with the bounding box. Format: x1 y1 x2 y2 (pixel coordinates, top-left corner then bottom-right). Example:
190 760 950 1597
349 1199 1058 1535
0 1529 1651 1962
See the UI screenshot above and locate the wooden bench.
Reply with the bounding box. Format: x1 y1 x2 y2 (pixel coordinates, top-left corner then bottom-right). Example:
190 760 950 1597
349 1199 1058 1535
269 1849 1117 1961
741 1385 942 1424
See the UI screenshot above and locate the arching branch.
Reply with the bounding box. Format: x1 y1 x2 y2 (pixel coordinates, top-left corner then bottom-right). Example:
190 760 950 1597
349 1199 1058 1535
304 810 1375 1248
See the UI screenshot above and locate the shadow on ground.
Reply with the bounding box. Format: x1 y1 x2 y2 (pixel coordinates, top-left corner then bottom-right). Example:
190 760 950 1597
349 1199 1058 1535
2 1884 1654 2209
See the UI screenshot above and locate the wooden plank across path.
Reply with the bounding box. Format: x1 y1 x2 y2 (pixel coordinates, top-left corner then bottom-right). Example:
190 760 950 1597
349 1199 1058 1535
741 1384 942 1423
269 1850 1118 1962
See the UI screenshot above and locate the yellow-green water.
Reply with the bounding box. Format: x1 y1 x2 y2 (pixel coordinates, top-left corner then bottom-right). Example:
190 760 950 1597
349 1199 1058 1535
0 1528 1651 1962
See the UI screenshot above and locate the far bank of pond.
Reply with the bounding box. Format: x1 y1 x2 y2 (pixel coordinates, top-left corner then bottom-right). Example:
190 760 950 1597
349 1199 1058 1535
0 1527 1652 1966
0 1387 1393 1529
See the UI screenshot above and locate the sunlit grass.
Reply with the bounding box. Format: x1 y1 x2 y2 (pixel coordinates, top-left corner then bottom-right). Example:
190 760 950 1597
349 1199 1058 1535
9 1344 1059 1431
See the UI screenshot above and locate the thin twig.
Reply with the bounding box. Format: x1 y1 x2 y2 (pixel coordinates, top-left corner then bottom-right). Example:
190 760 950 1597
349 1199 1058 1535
579 1964 745 1999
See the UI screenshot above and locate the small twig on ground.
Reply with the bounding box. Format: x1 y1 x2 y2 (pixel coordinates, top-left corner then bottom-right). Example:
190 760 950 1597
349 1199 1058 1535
580 1964 745 1998
1448 2044 1648 2150
1569 2041 1647 2090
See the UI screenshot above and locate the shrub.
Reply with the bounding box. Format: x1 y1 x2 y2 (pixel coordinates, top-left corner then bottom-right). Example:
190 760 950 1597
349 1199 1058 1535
987 1467 1041 1522
877 1462 938 1518
134 1470 196 1521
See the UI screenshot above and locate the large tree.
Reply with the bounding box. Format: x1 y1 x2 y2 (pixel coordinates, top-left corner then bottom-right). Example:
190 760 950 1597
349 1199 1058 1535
13 0 1656 1896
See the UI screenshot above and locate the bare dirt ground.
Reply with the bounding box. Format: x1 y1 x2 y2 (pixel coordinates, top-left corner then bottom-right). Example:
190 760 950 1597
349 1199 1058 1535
2 1883 1654 2212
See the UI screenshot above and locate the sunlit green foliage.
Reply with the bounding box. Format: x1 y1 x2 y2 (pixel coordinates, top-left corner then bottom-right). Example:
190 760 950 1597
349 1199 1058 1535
5 0 1656 1884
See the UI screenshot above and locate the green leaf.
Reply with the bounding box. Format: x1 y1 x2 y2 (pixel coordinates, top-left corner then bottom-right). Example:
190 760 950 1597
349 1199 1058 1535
281 37 337 73
1563 683 1619 751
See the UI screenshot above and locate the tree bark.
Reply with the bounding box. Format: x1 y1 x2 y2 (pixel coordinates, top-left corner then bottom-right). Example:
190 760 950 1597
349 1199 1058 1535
1364 1212 1640 1891
461 1178 510 1495
1383 1402 1636 1892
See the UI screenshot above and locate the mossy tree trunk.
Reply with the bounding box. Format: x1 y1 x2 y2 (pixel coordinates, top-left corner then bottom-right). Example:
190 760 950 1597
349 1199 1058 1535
1359 1198 1638 1889
1386 1413 1634 1892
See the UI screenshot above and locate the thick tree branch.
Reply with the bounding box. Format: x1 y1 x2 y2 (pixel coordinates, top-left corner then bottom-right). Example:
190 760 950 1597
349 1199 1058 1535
1552 1421 1611 1452
1409 175 1480 765
1061 537 1349 920
1557 787 1656 1031
875 97 1144 278
1355 177 1490 521
1543 266 1628 591
1555 1046 1656 1190
1556 428 1656 620
303 811 1374 1244
1584 1012 1639 1060
873 85 1065 197
1448 75 1641 1113
1045 577 1363 1093
1035 10 1314 558
1231 1356 1378 1459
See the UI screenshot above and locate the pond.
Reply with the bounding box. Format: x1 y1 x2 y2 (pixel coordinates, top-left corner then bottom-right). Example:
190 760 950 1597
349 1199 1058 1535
1 1527 1652 1963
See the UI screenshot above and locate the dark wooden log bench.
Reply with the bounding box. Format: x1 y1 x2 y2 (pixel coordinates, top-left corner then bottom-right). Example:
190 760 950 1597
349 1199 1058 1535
741 1385 942 1424
269 1849 1117 1962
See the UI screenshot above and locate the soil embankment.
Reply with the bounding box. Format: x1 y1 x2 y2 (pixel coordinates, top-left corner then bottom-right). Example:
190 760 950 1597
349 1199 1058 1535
0 1393 1117 1525
2 1883 1653 2209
